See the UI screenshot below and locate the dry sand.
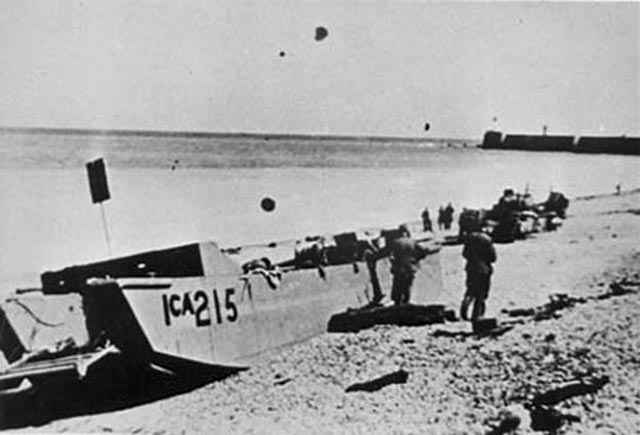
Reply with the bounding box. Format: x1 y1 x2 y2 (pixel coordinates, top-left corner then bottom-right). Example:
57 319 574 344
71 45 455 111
7 189 640 434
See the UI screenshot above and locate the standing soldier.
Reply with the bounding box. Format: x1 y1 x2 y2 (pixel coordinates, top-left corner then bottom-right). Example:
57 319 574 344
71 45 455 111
437 206 446 230
460 229 497 320
387 225 428 305
421 207 433 232
444 203 455 230
363 239 385 306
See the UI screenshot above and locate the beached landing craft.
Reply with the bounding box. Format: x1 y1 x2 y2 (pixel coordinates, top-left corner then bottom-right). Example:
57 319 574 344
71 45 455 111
0 229 443 396
454 190 569 244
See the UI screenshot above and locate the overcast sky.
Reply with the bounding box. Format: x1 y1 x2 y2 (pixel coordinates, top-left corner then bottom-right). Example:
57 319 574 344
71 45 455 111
0 1 638 138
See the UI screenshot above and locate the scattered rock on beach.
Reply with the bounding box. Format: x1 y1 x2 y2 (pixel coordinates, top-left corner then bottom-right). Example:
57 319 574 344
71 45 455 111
345 369 409 393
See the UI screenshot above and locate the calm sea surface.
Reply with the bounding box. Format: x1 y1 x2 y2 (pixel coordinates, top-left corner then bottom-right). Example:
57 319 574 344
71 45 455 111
1 131 638 290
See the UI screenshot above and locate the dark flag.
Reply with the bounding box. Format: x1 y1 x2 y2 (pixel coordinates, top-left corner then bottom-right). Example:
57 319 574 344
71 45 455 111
86 158 110 203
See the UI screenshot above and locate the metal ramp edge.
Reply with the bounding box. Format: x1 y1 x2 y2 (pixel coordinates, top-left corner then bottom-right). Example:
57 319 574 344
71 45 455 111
0 344 118 388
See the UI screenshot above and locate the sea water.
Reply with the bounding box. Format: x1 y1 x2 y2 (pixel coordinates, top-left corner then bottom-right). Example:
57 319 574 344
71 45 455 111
1 131 638 292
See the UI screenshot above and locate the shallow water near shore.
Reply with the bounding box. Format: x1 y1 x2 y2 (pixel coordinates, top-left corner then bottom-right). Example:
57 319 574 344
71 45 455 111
1 131 638 292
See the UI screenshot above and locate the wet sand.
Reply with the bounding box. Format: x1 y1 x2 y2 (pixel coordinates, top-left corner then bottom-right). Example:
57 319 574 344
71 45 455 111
8 190 640 434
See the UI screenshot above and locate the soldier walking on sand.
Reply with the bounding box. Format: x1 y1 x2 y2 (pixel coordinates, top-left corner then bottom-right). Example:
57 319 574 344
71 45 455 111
460 229 496 320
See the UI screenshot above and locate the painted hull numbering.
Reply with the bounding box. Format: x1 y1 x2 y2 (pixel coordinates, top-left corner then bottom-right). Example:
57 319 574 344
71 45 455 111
0 236 443 391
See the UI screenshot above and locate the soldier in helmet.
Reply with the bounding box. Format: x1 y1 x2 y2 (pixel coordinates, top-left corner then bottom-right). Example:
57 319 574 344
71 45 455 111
443 203 455 230
460 228 497 320
366 224 431 306
421 207 433 232
387 224 429 305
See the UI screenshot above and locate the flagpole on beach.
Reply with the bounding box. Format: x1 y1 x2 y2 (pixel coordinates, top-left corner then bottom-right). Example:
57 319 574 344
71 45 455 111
86 158 113 256
99 202 112 256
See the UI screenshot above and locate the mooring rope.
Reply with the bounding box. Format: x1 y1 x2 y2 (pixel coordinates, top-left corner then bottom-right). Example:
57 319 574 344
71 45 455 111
5 298 64 328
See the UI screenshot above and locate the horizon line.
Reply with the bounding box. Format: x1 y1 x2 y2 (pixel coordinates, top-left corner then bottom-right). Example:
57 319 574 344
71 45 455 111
0 125 478 144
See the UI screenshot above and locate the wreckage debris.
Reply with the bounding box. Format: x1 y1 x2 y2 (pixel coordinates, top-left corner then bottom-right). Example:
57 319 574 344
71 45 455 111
345 369 409 393
472 318 514 338
432 329 473 339
502 293 587 322
596 280 638 300
531 375 609 407
432 319 513 340
328 304 454 333
501 307 535 317
483 282 625 434
273 377 293 386
529 405 580 432
489 376 608 434
503 279 639 324
472 317 496 334
486 412 521 435
533 294 588 321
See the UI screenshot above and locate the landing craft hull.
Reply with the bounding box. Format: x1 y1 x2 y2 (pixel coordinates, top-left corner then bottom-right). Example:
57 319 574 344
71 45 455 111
1 240 443 383
120 253 442 368
119 265 371 367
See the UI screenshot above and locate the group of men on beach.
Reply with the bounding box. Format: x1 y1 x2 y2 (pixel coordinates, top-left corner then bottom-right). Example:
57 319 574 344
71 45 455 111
376 210 497 322
421 203 455 232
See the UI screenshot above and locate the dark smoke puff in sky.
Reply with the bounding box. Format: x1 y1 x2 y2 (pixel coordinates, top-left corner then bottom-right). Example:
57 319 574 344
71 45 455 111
261 197 276 212
280 26 327 57
315 26 328 41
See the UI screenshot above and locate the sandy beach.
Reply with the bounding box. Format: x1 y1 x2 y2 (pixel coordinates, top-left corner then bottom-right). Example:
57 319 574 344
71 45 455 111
4 188 637 434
